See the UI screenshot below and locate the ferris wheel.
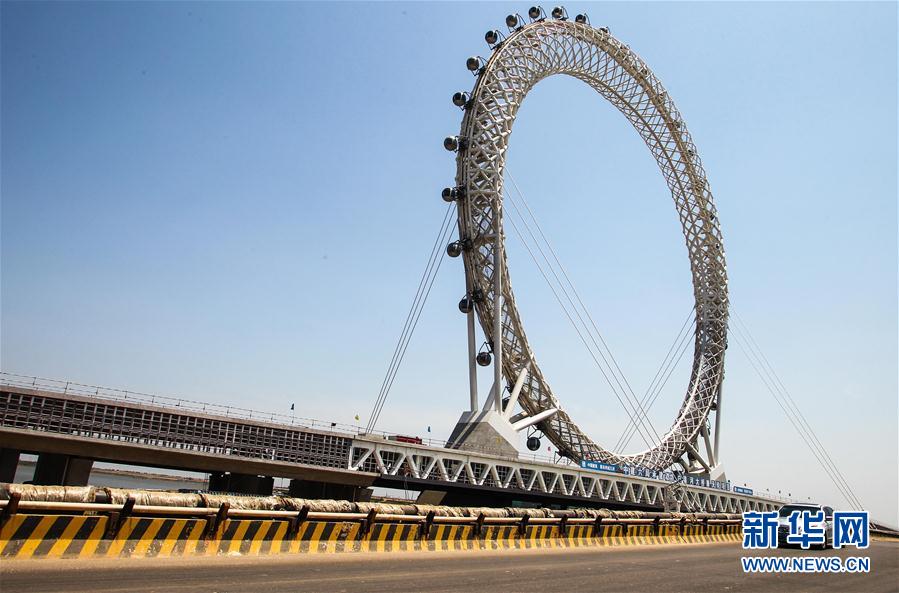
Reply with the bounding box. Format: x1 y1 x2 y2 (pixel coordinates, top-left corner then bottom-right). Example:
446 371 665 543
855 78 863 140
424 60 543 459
442 7 729 476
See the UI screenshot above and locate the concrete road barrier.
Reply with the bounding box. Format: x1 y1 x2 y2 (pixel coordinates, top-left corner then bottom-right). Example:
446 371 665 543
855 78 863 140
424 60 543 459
0 488 745 559
1 512 742 559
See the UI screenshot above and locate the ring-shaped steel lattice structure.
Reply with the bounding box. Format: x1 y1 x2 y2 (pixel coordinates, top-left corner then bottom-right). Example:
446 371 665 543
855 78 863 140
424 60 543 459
453 18 728 470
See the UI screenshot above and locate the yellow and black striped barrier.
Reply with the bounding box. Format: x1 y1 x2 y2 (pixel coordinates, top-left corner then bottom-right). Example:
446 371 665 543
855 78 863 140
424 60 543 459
2 515 743 559
0 500 744 560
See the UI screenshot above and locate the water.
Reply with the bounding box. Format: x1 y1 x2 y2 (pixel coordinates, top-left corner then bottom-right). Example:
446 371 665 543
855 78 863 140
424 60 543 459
10 460 412 499
13 461 208 492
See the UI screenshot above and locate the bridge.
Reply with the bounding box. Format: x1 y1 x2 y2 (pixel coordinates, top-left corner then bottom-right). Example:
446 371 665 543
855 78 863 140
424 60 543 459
0 374 783 513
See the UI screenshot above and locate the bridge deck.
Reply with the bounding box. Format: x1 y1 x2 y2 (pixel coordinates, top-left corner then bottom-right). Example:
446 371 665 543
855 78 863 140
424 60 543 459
0 380 784 513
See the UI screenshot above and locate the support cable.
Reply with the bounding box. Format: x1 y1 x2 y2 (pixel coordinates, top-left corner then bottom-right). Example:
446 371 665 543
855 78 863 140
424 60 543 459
368 211 455 432
729 310 865 510
732 311 865 509
623 322 692 451
507 173 660 441
616 308 694 452
618 319 692 453
504 173 663 447
615 308 695 452
504 199 659 450
729 328 857 508
366 204 455 433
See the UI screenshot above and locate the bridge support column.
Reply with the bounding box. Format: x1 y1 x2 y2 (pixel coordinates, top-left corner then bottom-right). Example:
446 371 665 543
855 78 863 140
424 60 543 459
32 453 93 486
0 448 21 483
288 479 372 502
207 472 274 496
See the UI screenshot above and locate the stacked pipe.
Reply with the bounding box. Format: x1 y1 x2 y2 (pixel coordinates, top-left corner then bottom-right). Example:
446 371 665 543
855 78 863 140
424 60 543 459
0 484 741 522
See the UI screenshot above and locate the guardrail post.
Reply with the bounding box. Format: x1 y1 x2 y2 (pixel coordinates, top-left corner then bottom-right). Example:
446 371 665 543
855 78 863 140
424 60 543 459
518 515 530 537
592 516 603 537
288 505 309 538
652 516 660 536
559 515 568 537
106 495 135 538
702 517 709 535
475 512 485 538
679 517 687 537
204 502 229 540
358 508 377 539
423 510 436 541
0 492 21 527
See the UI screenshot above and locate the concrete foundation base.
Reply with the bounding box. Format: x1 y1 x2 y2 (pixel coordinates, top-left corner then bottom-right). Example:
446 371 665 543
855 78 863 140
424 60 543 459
446 410 520 458
32 453 93 486
708 465 727 481
0 448 21 483
288 479 372 502
415 490 447 505
208 472 274 496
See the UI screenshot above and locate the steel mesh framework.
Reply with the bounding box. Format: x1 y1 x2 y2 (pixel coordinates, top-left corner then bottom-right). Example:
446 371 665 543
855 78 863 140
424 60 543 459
453 19 728 470
0 388 352 469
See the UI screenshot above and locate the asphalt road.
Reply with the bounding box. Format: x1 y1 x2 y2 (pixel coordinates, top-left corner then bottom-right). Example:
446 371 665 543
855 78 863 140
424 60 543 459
2 541 897 593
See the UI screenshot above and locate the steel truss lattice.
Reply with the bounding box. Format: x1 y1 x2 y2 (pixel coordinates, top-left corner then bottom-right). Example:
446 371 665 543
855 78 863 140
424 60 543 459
453 19 728 471
349 439 777 514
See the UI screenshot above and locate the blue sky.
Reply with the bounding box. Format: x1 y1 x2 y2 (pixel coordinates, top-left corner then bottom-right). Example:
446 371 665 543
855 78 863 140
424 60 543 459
2 2 896 525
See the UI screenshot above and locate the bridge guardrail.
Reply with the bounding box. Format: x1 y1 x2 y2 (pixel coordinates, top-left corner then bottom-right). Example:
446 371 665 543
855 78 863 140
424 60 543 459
0 371 560 464
1 372 362 436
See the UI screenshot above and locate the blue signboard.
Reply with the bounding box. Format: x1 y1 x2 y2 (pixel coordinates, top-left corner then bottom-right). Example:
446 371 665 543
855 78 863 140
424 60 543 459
580 460 618 473
734 486 754 495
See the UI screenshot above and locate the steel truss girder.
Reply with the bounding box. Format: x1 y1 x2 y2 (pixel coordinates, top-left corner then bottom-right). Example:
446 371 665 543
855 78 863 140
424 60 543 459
349 438 776 514
452 19 728 470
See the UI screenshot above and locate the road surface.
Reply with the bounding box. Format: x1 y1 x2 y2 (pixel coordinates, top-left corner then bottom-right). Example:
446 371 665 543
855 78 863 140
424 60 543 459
2 541 896 592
